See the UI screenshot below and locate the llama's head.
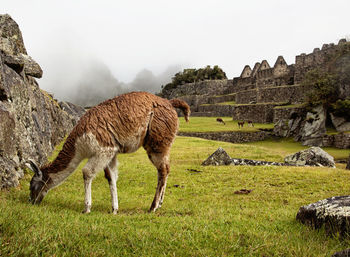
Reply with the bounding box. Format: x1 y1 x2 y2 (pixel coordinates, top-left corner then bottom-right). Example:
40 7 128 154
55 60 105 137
27 160 48 204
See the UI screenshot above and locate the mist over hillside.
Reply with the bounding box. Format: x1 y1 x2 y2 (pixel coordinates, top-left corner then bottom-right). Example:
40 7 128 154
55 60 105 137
42 58 181 107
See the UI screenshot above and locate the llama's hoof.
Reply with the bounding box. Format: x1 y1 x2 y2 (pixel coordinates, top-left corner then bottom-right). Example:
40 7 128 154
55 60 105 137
112 208 118 215
82 206 91 214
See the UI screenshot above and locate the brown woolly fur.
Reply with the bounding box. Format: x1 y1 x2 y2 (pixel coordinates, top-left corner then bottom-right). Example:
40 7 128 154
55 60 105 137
29 91 190 212
169 98 191 122
41 135 76 175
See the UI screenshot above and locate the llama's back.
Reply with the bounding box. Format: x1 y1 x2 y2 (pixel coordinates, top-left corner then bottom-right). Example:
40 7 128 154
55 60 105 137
71 92 178 155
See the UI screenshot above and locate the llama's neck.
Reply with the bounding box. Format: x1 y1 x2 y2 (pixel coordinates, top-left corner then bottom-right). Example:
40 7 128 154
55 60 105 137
42 135 80 190
43 154 82 190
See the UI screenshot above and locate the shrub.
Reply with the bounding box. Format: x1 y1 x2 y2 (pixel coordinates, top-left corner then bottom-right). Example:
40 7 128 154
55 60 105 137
303 69 339 108
161 65 227 96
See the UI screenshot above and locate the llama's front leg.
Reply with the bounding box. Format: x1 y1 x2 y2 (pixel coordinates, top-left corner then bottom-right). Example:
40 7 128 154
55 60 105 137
83 173 93 214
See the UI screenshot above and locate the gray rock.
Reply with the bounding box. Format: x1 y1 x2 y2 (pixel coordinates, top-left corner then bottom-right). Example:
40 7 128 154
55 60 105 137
330 113 350 133
59 101 86 125
202 147 291 166
3 53 43 78
230 158 287 166
0 14 77 189
273 119 289 137
202 147 232 166
296 196 350 237
332 249 350 257
284 147 335 167
301 105 326 146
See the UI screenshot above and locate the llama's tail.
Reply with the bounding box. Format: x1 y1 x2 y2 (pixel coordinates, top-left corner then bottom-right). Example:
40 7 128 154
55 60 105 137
169 99 191 122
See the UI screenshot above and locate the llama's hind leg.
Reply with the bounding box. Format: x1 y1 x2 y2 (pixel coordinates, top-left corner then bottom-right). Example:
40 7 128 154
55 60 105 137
147 151 170 212
82 153 115 214
104 154 119 214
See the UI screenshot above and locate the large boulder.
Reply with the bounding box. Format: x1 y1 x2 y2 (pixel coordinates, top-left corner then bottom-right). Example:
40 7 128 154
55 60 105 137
297 196 350 237
0 14 81 189
284 147 335 167
300 105 326 146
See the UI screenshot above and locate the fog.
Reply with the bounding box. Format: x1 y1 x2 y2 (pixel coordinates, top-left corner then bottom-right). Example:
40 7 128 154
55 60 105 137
2 0 350 106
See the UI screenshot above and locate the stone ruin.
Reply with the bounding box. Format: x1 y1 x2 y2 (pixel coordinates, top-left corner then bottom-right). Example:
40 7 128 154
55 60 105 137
0 14 84 189
164 38 350 148
165 38 349 122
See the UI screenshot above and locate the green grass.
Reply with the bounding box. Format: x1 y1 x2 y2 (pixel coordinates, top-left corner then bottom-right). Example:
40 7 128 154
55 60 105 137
246 137 350 161
217 101 236 105
199 101 235 106
179 117 274 133
1 136 350 256
274 104 305 109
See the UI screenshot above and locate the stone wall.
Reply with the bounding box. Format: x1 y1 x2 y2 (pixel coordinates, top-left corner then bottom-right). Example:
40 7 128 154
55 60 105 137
273 105 306 123
207 94 236 104
198 104 235 117
322 133 350 149
235 85 311 105
0 15 81 189
178 131 271 144
235 89 257 104
257 85 309 104
166 80 231 99
233 104 277 123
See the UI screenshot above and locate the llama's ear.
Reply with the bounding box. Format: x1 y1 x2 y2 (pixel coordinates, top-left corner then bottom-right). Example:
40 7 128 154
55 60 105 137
26 160 42 177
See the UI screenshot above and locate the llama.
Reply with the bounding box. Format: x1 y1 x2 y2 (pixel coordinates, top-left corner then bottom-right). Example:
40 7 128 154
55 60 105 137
238 121 245 128
27 92 190 214
247 120 254 127
216 118 225 125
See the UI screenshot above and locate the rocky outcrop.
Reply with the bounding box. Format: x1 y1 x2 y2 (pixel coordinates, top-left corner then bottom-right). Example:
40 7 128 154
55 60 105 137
330 113 350 133
284 147 335 167
300 105 327 146
201 147 232 166
59 101 85 125
297 196 350 237
0 14 81 189
202 147 290 166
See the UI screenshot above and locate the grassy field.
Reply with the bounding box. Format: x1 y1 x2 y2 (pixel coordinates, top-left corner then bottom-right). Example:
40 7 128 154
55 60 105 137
1 135 350 256
179 117 274 133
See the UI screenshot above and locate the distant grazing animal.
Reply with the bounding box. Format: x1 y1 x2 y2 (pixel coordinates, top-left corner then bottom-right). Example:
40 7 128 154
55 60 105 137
27 92 190 214
248 120 254 127
216 118 225 125
238 121 245 128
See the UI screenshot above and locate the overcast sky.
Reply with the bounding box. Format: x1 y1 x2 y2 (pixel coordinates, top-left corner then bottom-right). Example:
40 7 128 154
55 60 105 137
2 0 350 102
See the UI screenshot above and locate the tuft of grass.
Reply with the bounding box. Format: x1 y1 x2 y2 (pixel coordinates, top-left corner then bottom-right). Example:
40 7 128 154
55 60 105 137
179 117 274 133
217 101 236 105
1 136 350 256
